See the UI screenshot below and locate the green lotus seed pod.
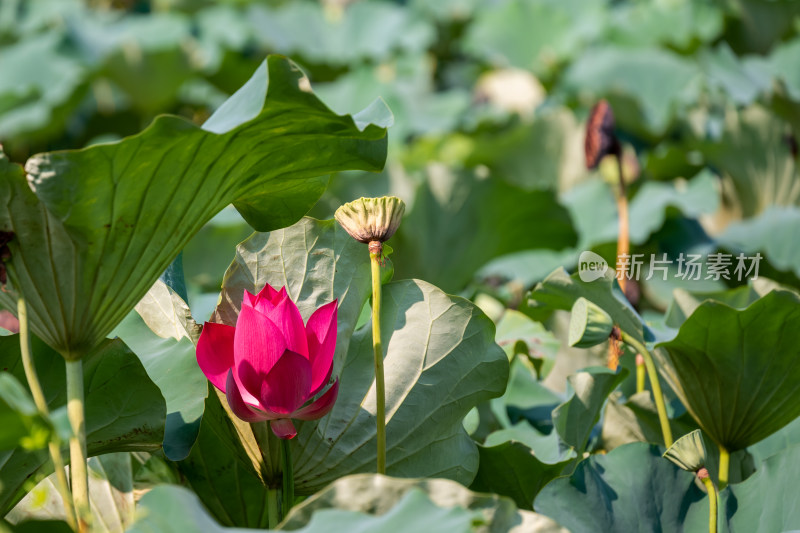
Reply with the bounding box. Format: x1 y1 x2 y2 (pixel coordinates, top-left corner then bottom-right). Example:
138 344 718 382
663 429 707 472
334 196 406 246
568 297 614 348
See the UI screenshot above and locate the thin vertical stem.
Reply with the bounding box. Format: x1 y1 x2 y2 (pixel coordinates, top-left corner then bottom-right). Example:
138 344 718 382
615 154 630 294
66 359 91 533
621 333 673 447
608 154 630 371
266 488 279 529
281 438 294 518
699 469 718 533
370 247 386 475
635 353 646 394
718 446 730 489
18 297 77 531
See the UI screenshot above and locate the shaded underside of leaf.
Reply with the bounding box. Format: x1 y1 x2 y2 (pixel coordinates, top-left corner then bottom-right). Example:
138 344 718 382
0 55 388 356
656 290 800 451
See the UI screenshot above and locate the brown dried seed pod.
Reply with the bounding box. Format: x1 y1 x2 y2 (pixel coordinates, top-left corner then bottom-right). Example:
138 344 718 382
585 100 620 169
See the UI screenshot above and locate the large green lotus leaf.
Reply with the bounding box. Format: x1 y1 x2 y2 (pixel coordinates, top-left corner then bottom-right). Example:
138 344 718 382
248 1 435 66
126 486 248 533
716 206 800 278
698 105 800 217
471 436 574 510
564 169 719 250
463 108 588 192
463 0 603 78
605 0 723 50
7 453 134 531
683 442 800 532
0 55 389 357
70 12 194 113
699 43 770 105
292 278 507 491
0 33 87 145
769 36 800 102
281 474 567 532
553 367 628 455
656 290 800 451
663 278 786 329
111 289 206 461
562 46 700 136
0 336 165 514
313 56 470 143
534 443 705 533
747 416 800 465
182 207 253 293
203 217 508 497
525 268 650 345
392 168 577 293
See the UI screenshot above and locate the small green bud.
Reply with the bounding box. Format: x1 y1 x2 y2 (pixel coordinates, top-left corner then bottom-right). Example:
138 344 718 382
568 297 614 348
663 429 707 472
334 196 405 253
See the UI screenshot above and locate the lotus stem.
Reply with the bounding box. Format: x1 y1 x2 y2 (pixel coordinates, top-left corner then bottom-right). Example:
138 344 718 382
698 468 718 533
635 353 646 394
621 333 673 447
266 488 279 529
718 445 730 489
66 359 91 533
18 297 77 532
370 243 387 475
615 154 629 295
281 438 294 518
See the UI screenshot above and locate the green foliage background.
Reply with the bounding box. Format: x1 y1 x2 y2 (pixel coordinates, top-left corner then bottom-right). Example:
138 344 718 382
3 0 800 531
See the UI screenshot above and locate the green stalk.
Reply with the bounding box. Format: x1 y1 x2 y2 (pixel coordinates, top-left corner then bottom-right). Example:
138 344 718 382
635 354 646 394
621 333 673 447
266 488 280 529
66 359 91 533
718 446 730 489
699 470 718 533
18 297 77 532
370 247 386 474
281 438 294 518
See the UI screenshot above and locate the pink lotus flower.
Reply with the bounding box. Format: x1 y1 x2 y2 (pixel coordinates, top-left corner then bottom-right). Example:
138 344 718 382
196 284 339 439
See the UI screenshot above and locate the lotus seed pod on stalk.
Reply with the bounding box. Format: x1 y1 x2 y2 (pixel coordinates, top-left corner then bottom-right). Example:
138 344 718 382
334 196 405 475
334 196 405 254
664 430 717 533
663 429 707 473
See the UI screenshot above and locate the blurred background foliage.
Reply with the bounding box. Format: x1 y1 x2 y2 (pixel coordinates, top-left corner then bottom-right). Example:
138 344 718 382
1 0 799 323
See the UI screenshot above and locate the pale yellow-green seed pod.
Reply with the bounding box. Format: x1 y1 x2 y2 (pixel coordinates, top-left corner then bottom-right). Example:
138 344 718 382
568 297 614 348
663 429 707 472
334 196 405 249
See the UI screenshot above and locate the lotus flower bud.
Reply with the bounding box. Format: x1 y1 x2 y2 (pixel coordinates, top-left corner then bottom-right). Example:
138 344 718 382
334 196 405 255
568 297 614 348
663 429 707 472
